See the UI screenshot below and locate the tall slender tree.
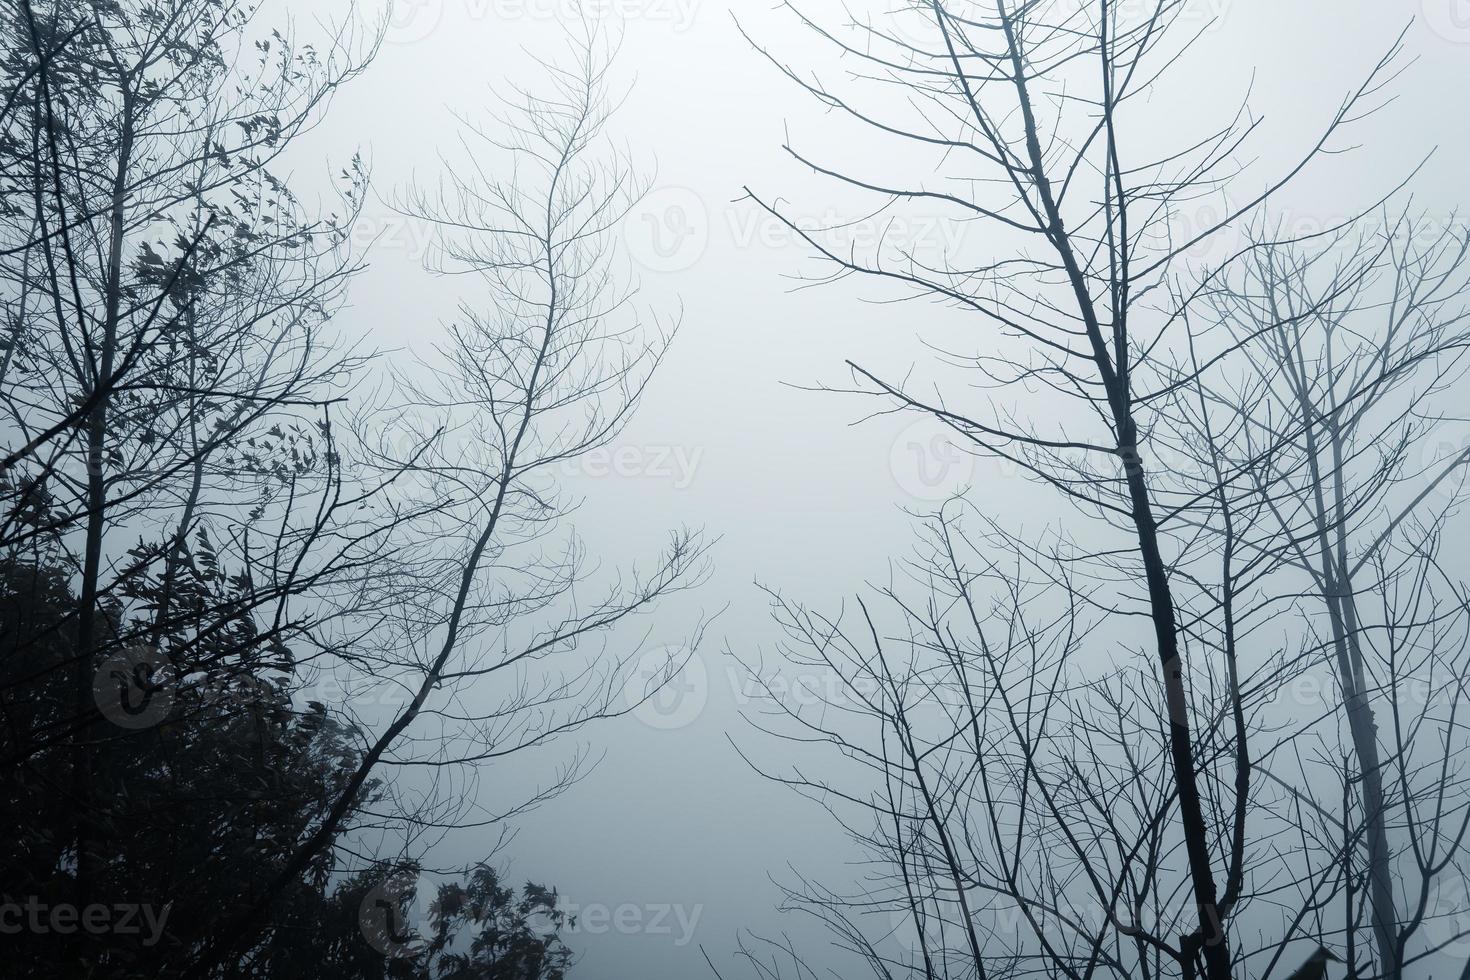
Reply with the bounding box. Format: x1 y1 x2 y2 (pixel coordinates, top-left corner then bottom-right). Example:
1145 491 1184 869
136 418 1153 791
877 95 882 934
0 0 386 938
178 21 711 976
737 3 1435 978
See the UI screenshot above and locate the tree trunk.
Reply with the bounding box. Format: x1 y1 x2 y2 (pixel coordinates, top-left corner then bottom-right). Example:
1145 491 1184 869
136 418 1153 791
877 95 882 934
71 88 135 910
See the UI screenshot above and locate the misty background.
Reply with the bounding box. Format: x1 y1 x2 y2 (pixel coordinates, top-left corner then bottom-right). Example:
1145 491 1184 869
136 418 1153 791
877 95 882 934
246 1 1470 976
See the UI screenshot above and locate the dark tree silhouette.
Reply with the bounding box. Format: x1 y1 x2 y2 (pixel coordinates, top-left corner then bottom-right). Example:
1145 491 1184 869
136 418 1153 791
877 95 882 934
1 4 701 979
732 3 1470 980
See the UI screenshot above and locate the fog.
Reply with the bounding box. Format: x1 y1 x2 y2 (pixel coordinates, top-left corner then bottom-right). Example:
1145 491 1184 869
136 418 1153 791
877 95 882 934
269 2 1470 975
8 0 1470 976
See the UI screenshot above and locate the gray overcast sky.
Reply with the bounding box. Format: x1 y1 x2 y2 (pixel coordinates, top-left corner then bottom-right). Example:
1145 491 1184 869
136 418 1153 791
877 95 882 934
278 1 1470 975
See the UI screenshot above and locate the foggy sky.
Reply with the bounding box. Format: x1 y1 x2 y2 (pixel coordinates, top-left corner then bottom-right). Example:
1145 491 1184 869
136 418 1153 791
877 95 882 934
282 1 1470 975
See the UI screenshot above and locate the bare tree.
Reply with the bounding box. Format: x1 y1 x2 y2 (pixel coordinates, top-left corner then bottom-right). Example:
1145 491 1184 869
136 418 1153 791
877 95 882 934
1177 213 1470 980
734 2 1433 978
730 496 1470 980
0 0 390 944
176 21 712 976
730 505 1250 980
